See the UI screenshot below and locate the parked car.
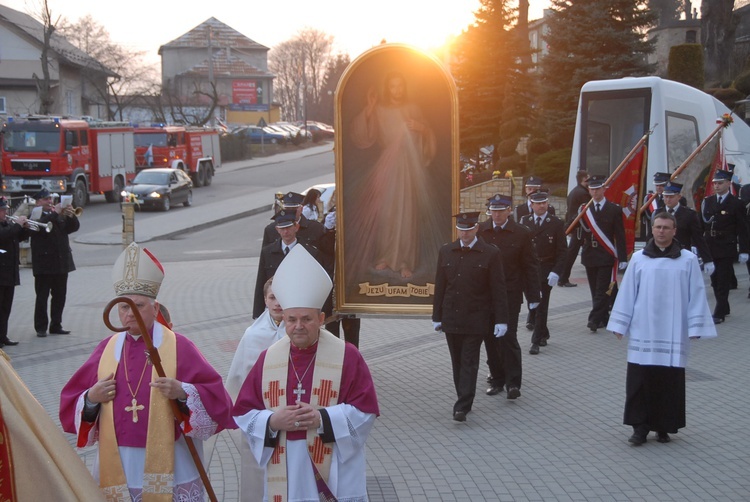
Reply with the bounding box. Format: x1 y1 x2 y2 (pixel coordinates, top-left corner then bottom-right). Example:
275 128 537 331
234 125 288 144
275 122 312 141
121 168 193 211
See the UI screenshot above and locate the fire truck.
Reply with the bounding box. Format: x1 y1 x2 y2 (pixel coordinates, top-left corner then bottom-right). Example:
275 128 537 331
1 116 136 207
133 124 221 187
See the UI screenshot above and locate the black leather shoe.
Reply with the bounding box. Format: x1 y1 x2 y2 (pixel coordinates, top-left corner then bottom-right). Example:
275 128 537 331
486 386 502 396
529 344 539 355
525 322 534 331
587 321 598 333
539 338 548 347
559 281 577 287
50 328 71 335
712 316 724 324
36 331 47 338
1 338 19 346
656 432 670 443
453 411 466 422
506 387 521 400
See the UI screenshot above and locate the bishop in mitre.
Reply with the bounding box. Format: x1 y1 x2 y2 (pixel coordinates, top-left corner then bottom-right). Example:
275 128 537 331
59 242 234 501
233 245 379 501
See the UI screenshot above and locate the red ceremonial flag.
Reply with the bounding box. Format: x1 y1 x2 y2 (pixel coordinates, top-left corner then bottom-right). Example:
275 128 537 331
676 132 721 210
605 145 647 257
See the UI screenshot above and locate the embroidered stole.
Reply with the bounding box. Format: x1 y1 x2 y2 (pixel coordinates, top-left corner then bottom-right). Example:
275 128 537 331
97 325 177 502
262 329 345 502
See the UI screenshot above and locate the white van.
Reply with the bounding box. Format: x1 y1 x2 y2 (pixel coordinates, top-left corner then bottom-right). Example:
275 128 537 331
567 76 750 194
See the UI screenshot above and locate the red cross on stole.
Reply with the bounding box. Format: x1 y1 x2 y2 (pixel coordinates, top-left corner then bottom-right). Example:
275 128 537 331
309 436 333 464
264 380 285 408
271 444 286 465
313 379 338 407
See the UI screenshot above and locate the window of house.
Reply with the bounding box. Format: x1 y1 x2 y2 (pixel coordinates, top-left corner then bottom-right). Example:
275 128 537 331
686 30 697 44
0 96 6 114
65 90 75 115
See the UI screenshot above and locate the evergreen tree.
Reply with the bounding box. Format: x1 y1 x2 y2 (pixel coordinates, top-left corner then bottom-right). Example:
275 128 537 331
540 0 657 148
452 0 516 165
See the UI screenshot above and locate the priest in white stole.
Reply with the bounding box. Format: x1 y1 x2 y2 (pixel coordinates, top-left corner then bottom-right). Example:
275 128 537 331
233 245 379 502
59 242 235 501
607 211 717 446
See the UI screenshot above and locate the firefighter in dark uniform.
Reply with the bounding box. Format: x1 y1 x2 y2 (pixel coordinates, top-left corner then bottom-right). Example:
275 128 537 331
515 177 555 330
580 175 628 332
559 170 590 287
739 182 750 298
261 191 325 248
253 210 322 318
479 194 540 399
432 212 508 422
643 172 669 237
654 181 714 275
700 170 749 324
514 175 556 222
520 190 567 355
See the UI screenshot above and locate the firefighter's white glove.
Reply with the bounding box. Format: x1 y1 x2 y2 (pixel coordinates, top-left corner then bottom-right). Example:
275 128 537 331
432 322 442 332
740 253 749 264
547 272 559 287
618 261 628 271
704 262 715 276
494 324 508 338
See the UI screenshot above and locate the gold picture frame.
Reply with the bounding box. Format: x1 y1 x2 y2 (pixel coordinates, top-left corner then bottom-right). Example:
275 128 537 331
334 44 458 315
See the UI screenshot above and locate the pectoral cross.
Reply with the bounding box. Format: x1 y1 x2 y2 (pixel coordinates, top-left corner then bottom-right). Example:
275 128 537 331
293 382 306 401
125 398 145 423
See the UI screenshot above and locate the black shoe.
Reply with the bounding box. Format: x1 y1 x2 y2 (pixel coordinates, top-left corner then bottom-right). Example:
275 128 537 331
628 432 647 445
1 338 19 346
539 338 548 347
598 321 607 329
486 373 492 384
529 344 540 355
587 321 598 333
559 281 577 287
453 411 467 422
506 387 521 400
36 331 47 338
50 328 71 335
486 386 502 396
712 316 724 324
656 432 671 443
525 322 534 331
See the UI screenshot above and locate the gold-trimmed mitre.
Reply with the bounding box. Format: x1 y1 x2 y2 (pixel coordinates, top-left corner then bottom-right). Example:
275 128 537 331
112 242 164 298
273 245 332 310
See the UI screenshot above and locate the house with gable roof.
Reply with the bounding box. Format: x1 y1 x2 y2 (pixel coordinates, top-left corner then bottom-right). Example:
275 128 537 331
158 17 278 126
0 3 116 118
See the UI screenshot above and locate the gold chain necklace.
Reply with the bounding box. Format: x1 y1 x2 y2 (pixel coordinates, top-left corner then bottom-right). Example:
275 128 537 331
122 340 150 423
289 351 316 402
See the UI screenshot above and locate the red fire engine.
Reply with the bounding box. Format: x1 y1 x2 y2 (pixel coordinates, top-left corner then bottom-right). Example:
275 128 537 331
133 124 221 187
1 116 135 207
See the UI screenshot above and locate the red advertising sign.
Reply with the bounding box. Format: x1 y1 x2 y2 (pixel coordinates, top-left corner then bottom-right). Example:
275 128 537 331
232 80 257 105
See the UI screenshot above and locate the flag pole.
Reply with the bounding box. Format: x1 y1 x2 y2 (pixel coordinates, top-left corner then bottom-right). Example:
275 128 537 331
565 125 656 235
637 113 733 216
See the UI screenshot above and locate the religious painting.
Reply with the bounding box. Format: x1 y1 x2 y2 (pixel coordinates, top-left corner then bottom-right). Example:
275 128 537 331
334 44 458 315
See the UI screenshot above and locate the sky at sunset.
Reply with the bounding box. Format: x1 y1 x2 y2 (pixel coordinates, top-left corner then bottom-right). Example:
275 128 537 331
1 0 551 64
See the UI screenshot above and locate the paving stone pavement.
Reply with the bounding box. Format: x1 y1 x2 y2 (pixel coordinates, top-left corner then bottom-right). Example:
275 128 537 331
6 255 749 501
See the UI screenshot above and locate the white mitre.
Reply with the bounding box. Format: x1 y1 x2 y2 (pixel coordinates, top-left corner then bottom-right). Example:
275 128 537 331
273 245 332 310
112 242 164 298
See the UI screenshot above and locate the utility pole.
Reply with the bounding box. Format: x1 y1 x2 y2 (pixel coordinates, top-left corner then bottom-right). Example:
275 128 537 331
207 26 215 128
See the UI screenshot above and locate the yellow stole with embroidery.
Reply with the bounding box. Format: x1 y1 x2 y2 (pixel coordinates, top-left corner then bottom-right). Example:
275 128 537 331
262 329 344 502
97 326 177 502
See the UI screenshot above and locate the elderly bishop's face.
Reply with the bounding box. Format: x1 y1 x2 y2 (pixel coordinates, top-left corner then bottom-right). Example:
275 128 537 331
284 307 325 349
117 294 158 336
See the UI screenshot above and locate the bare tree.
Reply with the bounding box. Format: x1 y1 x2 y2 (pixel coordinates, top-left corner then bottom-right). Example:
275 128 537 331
31 0 60 114
57 15 160 120
269 28 334 122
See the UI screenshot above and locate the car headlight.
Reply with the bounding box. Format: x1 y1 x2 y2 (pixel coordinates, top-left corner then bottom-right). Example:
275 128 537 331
148 191 162 198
